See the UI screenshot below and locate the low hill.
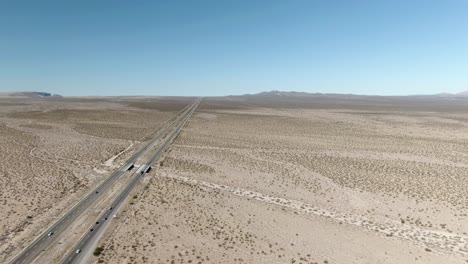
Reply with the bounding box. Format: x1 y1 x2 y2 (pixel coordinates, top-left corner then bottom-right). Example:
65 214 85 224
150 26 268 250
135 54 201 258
0 91 62 98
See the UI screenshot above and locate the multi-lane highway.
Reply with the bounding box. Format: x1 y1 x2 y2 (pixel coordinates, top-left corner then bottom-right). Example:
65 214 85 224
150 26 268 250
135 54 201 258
63 99 200 264
8 99 199 264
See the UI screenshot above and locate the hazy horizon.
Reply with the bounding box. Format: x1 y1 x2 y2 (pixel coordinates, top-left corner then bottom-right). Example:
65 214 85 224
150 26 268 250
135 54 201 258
3 89 468 98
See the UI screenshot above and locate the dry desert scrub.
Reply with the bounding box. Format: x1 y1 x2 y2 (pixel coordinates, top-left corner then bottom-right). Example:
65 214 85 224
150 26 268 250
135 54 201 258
100 99 468 263
0 97 184 261
0 122 129 261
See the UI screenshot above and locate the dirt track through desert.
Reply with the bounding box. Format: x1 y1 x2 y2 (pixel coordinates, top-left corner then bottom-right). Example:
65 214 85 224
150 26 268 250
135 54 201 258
162 173 468 255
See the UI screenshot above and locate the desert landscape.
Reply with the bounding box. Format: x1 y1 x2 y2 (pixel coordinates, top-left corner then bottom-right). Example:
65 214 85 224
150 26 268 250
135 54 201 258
78 94 468 264
0 95 193 262
3 1 468 263
1 93 467 263
0 0 468 264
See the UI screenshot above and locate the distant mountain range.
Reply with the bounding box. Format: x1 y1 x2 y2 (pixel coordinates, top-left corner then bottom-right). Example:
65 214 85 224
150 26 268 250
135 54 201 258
1 90 468 98
436 91 468 97
242 90 468 98
248 90 357 97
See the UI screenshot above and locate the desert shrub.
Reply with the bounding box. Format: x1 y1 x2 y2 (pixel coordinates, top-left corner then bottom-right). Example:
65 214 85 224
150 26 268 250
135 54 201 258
93 246 104 256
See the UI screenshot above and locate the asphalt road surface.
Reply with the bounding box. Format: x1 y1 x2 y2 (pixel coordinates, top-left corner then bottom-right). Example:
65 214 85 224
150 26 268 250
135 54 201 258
63 99 200 264
8 100 198 264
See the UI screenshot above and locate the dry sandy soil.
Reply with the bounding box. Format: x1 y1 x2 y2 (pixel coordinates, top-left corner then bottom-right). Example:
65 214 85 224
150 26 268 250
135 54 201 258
96 96 468 264
0 96 192 262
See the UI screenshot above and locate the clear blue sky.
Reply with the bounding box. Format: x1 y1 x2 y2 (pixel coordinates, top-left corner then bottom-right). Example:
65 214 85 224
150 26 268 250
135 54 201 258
1 0 467 96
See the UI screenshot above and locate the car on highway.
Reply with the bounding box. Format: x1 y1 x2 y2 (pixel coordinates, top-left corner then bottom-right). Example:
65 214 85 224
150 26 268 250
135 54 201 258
109 207 113 210
96 221 99 224
47 232 54 236
76 249 81 254
90 228 94 232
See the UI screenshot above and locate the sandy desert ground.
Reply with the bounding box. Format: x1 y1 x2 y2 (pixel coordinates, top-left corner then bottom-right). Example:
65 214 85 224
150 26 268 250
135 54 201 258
0 96 192 262
1 94 468 264
95 95 468 264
